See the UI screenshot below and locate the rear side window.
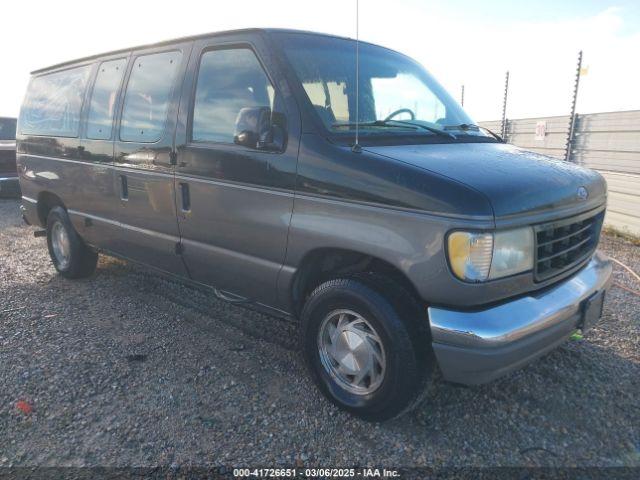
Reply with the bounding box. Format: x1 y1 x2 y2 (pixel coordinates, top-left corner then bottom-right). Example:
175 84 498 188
192 48 275 144
20 65 91 137
120 51 182 143
86 58 127 140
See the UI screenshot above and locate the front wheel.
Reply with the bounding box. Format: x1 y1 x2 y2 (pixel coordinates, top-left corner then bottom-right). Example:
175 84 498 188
46 206 98 279
300 275 434 421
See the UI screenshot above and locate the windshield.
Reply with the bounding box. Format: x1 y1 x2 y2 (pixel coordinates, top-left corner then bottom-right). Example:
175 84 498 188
0 117 17 141
277 33 491 141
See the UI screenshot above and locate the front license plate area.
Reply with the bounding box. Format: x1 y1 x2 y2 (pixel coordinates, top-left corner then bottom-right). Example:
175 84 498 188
580 290 605 333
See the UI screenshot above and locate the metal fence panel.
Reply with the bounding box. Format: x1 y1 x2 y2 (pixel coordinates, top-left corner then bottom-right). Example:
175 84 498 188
575 151 640 174
480 110 640 237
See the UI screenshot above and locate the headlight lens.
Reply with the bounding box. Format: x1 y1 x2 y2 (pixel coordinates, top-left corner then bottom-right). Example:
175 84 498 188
447 227 534 282
489 228 534 279
448 231 494 281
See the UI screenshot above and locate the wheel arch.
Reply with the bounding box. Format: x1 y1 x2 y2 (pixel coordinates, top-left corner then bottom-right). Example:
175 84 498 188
290 247 424 317
37 191 66 227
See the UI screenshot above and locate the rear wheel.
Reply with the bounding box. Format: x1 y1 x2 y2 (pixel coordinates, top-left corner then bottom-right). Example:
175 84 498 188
301 275 433 421
46 206 97 278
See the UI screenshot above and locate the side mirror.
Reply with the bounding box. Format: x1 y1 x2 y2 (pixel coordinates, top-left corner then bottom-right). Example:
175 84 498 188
233 107 285 151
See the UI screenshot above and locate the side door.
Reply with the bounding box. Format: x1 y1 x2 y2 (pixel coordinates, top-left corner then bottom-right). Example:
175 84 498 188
174 34 300 308
113 43 192 275
74 54 130 251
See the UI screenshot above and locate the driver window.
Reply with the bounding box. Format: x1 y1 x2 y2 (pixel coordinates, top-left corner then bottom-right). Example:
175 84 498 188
192 48 275 144
372 73 445 123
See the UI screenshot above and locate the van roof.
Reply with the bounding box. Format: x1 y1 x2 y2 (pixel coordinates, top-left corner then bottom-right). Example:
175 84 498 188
31 28 369 75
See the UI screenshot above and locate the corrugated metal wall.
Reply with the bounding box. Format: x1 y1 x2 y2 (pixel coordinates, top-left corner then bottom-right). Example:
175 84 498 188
480 110 640 237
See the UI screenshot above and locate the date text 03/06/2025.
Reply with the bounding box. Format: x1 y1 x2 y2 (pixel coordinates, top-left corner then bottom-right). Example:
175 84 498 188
232 468 400 478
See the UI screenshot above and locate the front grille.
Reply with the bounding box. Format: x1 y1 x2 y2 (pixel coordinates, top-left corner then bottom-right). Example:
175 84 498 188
0 149 17 174
534 211 603 282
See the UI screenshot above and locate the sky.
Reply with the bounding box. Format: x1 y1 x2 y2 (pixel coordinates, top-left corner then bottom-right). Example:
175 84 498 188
1 0 639 121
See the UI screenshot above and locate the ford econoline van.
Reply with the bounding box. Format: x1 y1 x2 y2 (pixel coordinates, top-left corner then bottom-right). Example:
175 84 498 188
17 29 612 420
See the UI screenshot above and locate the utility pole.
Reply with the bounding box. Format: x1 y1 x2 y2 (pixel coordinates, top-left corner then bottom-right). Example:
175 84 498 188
564 50 583 162
500 71 509 141
460 84 465 107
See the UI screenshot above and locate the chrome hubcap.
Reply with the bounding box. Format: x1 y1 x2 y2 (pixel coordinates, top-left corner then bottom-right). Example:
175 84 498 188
318 309 386 395
51 221 71 269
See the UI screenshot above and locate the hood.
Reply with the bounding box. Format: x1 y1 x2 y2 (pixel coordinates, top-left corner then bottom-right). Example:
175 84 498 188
365 142 606 219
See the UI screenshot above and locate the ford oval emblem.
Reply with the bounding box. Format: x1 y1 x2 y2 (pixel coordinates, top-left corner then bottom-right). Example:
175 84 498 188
577 186 588 201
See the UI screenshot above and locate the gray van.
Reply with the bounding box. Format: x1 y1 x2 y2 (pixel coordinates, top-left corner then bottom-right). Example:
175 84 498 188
17 29 612 420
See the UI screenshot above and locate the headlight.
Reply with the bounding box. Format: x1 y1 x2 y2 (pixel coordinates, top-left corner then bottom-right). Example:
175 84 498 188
447 227 534 282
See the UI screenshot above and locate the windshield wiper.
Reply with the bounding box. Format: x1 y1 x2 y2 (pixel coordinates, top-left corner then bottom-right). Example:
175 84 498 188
445 123 504 142
332 120 419 130
385 120 457 139
333 120 456 139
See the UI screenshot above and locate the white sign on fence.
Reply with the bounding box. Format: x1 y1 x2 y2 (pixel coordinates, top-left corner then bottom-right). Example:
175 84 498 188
535 121 547 141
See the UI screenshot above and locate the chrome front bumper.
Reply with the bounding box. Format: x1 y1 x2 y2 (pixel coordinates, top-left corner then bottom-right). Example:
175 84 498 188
428 251 613 385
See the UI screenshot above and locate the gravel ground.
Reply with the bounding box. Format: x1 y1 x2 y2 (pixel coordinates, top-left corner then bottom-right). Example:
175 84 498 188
0 198 638 468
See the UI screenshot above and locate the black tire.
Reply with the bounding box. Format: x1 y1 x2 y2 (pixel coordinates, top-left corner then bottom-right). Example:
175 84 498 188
300 274 434 421
46 206 98 279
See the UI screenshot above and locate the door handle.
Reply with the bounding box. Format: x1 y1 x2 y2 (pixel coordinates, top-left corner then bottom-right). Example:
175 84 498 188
180 183 190 212
120 175 128 200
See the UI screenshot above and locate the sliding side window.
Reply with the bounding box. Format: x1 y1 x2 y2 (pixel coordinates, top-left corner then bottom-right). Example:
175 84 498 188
120 51 181 143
